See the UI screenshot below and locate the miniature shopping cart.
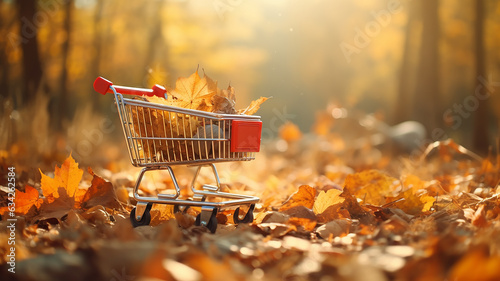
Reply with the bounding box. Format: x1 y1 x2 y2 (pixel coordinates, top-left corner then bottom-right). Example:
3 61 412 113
94 77 261 233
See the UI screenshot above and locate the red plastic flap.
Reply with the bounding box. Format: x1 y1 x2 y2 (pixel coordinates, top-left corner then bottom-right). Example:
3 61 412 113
231 120 262 152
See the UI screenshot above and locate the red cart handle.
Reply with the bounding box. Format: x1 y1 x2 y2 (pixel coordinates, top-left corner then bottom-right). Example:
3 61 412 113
94 76 166 98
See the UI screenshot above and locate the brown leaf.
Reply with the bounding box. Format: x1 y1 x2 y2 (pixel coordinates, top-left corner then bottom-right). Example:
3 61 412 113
316 203 351 223
340 188 369 218
211 85 236 114
279 185 317 212
78 168 121 209
471 205 489 228
316 219 352 238
256 222 296 237
37 187 76 220
261 211 290 224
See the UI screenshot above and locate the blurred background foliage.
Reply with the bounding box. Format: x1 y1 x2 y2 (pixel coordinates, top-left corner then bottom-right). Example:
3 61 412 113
0 0 499 166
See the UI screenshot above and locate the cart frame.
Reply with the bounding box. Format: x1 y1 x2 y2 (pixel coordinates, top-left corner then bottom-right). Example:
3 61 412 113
94 77 261 232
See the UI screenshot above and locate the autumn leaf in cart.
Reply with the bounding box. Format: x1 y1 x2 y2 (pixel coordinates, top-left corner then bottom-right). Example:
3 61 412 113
169 70 218 111
146 68 269 115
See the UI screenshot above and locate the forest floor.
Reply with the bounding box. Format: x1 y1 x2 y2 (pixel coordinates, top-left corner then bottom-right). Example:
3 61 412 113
1 125 500 281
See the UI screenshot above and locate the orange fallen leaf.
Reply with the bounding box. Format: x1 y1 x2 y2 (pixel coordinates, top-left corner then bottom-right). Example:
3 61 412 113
344 170 399 206
288 217 317 231
150 204 175 226
40 154 83 203
0 185 42 216
389 175 436 215
279 185 317 212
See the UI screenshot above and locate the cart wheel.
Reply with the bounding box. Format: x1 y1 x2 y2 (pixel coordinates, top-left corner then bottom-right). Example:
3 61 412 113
195 209 218 233
233 204 255 224
130 203 152 227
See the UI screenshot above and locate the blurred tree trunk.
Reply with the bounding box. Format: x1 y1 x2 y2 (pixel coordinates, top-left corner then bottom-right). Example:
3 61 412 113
58 0 73 129
394 5 414 124
90 0 104 108
17 0 43 106
414 0 441 132
473 0 489 155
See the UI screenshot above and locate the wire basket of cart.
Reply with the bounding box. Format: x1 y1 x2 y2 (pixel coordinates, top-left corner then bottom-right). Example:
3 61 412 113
94 77 262 232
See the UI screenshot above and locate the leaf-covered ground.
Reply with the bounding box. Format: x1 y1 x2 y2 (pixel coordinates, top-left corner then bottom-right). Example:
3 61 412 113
1 125 500 280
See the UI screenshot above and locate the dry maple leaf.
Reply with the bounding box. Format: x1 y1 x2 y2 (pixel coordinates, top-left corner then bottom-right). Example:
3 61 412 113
40 154 83 203
169 70 217 110
279 185 317 212
77 167 122 210
35 156 121 220
37 186 76 220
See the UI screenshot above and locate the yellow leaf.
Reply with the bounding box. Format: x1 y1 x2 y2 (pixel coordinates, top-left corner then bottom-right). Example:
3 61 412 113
313 189 344 214
390 175 436 215
238 96 269 115
170 70 217 110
